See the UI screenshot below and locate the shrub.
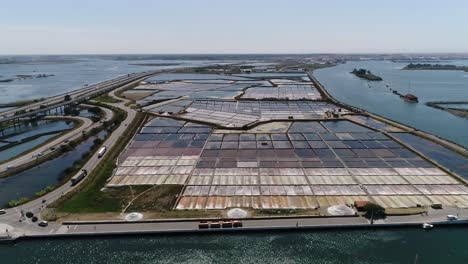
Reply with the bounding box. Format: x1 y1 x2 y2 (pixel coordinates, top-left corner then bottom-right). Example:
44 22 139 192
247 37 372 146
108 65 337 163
8 197 30 208
26 212 34 218
93 138 103 146
31 216 38 222
363 202 386 220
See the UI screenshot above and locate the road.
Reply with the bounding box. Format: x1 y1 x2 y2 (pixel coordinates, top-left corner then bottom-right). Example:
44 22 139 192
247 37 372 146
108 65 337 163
0 105 113 173
0 76 142 237
0 71 158 124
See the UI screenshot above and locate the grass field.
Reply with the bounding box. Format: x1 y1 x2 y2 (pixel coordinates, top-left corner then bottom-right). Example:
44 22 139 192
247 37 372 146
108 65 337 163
52 112 144 213
94 94 122 104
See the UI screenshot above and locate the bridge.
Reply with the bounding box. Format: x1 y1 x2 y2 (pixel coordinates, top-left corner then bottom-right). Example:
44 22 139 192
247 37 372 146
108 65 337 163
0 70 159 127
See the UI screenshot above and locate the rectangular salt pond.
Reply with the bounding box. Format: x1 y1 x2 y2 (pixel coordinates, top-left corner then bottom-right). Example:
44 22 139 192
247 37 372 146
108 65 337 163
111 113 466 210
391 133 468 179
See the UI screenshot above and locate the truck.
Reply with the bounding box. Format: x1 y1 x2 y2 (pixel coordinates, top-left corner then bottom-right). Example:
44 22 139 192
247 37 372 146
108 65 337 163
70 169 87 186
97 146 107 158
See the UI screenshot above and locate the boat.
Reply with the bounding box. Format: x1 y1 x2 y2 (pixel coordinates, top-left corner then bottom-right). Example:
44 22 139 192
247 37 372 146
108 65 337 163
422 223 434 230
403 81 418 103
403 93 418 103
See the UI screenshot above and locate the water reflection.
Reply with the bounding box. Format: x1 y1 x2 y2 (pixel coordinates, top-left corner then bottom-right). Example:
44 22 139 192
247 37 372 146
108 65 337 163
0 130 107 206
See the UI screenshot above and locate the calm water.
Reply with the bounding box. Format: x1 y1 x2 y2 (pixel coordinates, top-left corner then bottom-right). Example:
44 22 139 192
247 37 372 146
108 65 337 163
0 56 214 104
314 60 468 147
1 228 468 263
439 103 468 110
0 120 74 162
0 131 107 206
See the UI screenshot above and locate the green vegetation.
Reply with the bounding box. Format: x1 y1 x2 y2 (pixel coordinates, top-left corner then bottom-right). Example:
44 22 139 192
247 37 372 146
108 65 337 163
305 62 336 71
403 63 468 72
64 94 72 101
7 186 56 207
363 202 386 220
53 112 145 213
64 106 80 116
257 209 301 215
351 68 383 81
94 94 122 103
14 109 26 115
35 186 55 197
8 197 31 207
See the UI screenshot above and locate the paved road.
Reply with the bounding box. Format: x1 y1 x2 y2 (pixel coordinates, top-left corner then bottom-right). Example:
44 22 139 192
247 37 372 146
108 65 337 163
0 77 143 237
2 207 466 239
0 71 157 123
0 105 113 173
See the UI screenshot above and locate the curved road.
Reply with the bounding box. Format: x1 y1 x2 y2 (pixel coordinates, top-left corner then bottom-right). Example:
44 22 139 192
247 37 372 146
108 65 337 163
0 77 142 237
0 105 113 173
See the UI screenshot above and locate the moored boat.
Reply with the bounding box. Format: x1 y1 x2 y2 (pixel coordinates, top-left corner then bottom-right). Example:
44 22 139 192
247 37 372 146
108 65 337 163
422 223 434 230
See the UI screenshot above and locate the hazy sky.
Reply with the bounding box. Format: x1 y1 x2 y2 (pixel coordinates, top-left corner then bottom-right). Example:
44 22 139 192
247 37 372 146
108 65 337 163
2 0 468 54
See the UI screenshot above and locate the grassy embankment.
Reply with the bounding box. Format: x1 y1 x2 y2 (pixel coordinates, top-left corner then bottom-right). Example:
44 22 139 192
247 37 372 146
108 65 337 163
49 111 145 214
94 94 122 104
350 68 383 81
304 63 337 71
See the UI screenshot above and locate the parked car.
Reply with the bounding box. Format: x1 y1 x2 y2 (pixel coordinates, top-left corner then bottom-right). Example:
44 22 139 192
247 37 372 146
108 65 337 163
38 221 48 227
0 209 6 215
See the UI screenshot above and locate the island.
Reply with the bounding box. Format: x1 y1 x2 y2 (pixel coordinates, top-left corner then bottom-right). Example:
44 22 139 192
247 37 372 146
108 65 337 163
403 63 468 72
350 68 383 81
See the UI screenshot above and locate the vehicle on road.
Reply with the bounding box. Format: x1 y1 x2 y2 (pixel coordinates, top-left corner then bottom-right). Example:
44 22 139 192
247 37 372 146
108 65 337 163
447 215 458 221
64 139 69 143
97 146 107 158
50 147 56 151
38 221 48 227
6 165 15 170
0 209 6 215
71 169 88 186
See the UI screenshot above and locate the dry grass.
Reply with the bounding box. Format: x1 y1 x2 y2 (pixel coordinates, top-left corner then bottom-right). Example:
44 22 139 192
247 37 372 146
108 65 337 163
385 207 427 215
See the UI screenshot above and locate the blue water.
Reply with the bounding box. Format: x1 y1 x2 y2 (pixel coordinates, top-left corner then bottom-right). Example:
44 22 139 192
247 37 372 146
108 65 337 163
0 133 58 163
1 227 468 264
0 131 107 206
0 56 215 104
314 60 468 147
0 120 74 162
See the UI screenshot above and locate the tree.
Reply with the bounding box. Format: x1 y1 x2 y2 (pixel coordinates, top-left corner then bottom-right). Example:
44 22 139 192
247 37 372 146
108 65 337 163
363 202 386 221
64 94 72 101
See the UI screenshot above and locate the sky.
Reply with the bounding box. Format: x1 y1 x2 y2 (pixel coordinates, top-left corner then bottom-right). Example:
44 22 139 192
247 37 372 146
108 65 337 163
1 0 468 55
